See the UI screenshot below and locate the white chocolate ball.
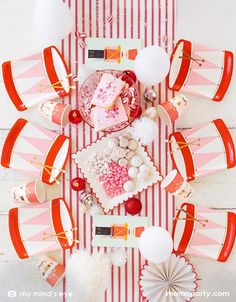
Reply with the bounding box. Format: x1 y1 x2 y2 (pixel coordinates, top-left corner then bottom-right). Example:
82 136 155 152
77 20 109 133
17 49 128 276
128 167 139 178
131 155 143 167
122 132 132 139
107 137 119 148
119 138 129 148
137 172 149 181
111 153 119 161
123 180 135 192
126 150 135 160
114 147 126 158
128 139 138 150
104 147 112 155
139 164 150 174
119 158 128 166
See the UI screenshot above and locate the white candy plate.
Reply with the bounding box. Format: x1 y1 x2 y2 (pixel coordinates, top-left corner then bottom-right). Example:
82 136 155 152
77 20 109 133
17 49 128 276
73 133 162 213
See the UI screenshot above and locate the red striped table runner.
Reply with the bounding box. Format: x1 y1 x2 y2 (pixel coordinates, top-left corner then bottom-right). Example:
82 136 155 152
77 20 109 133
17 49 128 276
61 1 176 301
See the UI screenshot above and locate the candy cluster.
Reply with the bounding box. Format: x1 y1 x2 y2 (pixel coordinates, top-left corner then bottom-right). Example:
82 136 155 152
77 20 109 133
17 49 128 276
99 162 129 197
87 152 111 178
75 132 156 199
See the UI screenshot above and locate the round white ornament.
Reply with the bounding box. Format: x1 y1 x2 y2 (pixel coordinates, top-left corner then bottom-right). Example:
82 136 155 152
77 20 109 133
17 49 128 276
139 226 173 264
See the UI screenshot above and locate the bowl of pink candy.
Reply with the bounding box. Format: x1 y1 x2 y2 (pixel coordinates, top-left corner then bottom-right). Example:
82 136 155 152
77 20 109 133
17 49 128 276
78 70 141 132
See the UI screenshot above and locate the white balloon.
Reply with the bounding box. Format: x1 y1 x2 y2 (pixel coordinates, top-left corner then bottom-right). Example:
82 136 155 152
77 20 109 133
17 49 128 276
134 46 170 85
139 226 173 264
34 0 74 44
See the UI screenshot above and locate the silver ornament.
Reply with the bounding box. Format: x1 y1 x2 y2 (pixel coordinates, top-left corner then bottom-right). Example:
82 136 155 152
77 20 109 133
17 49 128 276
80 191 94 208
143 88 157 103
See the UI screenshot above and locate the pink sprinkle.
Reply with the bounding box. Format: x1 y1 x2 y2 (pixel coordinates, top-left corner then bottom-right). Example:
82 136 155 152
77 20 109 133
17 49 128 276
107 15 113 23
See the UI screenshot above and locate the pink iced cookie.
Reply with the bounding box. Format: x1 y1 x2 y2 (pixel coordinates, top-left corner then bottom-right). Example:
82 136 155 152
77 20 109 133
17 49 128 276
91 73 125 109
91 97 128 132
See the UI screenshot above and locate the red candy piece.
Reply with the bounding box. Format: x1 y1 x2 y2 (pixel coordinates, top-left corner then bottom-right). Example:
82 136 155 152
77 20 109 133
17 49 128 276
69 110 83 124
122 70 137 82
125 198 142 215
71 177 85 191
120 74 134 87
130 106 142 119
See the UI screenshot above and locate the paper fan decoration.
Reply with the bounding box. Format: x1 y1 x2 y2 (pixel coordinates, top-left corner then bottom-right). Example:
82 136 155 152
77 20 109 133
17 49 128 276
139 254 197 302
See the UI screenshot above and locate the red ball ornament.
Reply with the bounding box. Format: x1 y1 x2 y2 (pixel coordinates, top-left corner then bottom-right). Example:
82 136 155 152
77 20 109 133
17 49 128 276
122 70 137 82
125 198 142 215
71 177 85 191
69 109 83 124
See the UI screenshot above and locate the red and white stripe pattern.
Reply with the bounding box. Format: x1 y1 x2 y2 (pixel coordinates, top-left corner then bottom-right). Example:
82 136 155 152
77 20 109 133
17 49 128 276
61 1 176 301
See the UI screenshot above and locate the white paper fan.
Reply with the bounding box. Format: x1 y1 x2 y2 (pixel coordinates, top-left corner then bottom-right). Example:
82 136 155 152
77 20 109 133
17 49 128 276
139 254 197 302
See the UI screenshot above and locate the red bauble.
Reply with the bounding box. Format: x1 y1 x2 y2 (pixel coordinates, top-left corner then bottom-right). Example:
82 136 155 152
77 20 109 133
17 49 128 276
122 70 137 82
69 109 83 124
71 177 85 191
125 198 142 215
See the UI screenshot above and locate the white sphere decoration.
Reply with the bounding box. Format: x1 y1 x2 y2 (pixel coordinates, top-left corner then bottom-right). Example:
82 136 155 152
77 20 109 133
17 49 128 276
134 46 170 86
34 0 74 44
139 226 173 264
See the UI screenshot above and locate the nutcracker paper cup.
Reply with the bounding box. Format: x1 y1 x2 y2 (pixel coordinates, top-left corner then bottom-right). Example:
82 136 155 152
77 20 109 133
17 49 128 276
168 39 234 101
40 101 71 127
172 202 236 262
11 180 46 204
8 198 75 259
161 169 193 199
37 255 65 288
168 118 236 181
157 94 188 125
1 118 70 185
2 45 72 111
